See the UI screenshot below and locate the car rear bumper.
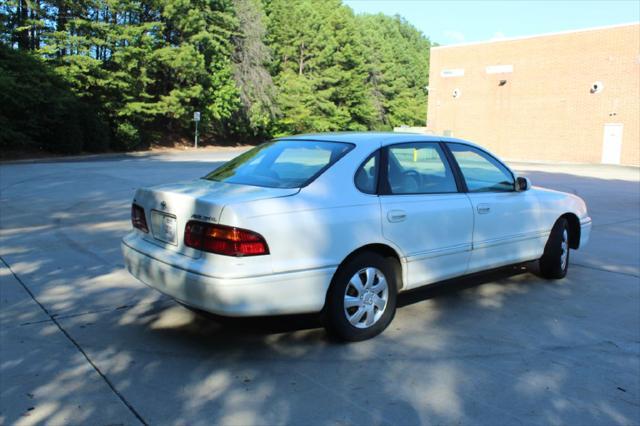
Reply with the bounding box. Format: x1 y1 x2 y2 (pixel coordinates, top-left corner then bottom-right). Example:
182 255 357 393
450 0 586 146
580 217 592 248
121 238 335 317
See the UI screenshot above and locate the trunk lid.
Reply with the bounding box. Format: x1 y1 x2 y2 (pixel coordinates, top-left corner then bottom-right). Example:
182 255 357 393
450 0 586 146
133 179 298 258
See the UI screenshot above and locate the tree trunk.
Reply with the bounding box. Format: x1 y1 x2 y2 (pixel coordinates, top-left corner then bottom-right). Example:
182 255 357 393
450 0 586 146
17 0 30 50
34 0 41 50
56 1 68 57
298 42 305 75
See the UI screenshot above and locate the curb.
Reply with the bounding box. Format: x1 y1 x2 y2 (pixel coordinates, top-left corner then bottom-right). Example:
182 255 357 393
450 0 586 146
0 146 249 165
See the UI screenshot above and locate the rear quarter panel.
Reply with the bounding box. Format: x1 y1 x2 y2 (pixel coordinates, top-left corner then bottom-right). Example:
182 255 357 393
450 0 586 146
219 143 390 274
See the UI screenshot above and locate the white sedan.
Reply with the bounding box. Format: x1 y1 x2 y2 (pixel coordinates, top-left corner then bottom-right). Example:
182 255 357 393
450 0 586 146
122 132 591 341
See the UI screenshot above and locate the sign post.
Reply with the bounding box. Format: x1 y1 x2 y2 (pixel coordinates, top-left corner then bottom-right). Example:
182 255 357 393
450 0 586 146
193 111 201 148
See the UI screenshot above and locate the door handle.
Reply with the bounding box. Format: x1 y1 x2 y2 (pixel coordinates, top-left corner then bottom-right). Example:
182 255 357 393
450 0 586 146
477 204 491 214
387 210 407 222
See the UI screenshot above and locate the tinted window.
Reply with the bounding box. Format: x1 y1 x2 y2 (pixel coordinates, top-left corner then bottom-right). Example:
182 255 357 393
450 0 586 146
386 143 457 194
449 143 514 192
204 140 353 188
355 152 379 194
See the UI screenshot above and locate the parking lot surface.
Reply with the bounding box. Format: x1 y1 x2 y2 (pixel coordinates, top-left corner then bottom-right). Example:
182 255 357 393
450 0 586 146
1 150 638 425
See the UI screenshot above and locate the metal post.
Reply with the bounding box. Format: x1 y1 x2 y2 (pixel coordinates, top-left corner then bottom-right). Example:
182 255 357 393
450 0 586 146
194 120 199 149
193 111 200 149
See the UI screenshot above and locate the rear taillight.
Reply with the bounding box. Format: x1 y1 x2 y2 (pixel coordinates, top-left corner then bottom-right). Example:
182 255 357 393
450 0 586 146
184 221 269 257
131 203 148 233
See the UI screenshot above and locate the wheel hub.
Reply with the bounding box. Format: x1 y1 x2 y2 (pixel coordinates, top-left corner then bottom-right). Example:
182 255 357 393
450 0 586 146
343 267 389 329
363 291 374 305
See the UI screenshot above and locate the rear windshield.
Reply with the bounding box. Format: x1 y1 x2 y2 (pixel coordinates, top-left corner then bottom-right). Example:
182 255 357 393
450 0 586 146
203 140 354 188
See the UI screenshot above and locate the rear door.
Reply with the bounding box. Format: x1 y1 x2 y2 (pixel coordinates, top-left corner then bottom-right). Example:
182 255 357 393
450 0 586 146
446 142 543 271
379 142 474 289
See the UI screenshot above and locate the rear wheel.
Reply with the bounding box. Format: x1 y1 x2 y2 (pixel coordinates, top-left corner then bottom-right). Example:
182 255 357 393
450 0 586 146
539 218 570 279
323 252 398 341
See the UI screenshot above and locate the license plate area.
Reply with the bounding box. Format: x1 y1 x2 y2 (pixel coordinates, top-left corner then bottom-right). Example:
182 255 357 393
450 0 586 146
151 210 177 245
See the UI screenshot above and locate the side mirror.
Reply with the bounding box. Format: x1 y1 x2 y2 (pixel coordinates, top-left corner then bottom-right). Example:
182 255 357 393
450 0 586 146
516 176 531 192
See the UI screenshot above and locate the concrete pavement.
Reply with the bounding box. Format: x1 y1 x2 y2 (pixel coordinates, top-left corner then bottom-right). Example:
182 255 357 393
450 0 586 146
1 150 638 425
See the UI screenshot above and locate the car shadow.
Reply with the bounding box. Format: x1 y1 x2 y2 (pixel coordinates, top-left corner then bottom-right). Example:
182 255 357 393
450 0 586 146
397 263 530 308
178 263 530 337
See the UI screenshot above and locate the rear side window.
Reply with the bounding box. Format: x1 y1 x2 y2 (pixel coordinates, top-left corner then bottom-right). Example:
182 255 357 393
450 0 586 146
386 143 457 194
448 143 514 192
355 152 379 194
204 140 353 188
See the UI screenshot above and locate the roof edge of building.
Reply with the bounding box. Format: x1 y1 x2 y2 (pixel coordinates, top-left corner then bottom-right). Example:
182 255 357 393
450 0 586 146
432 21 639 50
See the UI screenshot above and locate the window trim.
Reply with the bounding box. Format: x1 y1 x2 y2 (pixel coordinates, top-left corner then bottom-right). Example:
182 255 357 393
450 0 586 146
443 141 516 193
440 142 467 193
378 141 462 196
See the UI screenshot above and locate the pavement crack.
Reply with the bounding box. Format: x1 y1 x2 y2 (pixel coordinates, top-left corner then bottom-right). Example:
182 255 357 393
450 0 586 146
1 256 148 426
591 217 640 228
52 217 114 266
573 262 639 278
19 318 54 326
19 304 138 326
618 397 640 408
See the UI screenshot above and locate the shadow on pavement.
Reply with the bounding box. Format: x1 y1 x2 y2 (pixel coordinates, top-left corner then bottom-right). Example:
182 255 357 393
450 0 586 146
1 156 638 425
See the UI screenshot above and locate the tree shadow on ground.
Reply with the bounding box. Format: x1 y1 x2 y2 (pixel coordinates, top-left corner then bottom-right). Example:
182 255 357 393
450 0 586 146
1 157 638 425
179 264 528 337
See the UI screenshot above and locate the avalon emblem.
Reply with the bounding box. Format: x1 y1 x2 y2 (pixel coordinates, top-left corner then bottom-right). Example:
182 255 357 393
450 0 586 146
160 201 167 210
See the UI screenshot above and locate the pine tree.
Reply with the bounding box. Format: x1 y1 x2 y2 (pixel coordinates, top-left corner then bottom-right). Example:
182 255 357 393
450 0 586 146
231 0 276 139
0 0 433 153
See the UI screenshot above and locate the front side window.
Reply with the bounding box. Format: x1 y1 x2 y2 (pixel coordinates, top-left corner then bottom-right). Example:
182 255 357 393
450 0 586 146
448 143 514 192
385 143 457 194
204 140 353 188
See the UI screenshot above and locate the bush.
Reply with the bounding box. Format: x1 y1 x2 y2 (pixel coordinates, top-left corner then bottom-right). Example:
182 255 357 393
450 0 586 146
47 105 84 154
0 45 112 155
80 108 111 152
113 121 142 151
0 46 43 152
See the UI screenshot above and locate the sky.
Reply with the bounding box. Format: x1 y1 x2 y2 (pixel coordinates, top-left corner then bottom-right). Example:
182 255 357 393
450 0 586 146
343 0 640 45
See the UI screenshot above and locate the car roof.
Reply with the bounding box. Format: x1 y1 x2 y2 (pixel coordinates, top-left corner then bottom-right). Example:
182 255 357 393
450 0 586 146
278 131 477 147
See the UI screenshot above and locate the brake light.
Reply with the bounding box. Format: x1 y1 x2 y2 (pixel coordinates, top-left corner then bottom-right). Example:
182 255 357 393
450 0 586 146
131 203 148 233
184 221 269 257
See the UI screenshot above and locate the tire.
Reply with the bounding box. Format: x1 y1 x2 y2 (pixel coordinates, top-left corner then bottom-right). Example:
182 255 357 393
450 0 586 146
539 218 570 279
323 252 398 342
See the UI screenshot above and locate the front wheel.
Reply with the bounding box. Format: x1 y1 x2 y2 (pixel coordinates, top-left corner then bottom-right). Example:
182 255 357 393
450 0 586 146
323 252 398 342
538 218 570 279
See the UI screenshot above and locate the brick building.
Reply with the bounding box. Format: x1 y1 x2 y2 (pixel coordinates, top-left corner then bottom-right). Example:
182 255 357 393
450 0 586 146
426 23 640 165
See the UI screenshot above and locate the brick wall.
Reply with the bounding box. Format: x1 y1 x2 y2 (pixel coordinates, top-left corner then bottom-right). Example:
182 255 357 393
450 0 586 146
426 23 640 165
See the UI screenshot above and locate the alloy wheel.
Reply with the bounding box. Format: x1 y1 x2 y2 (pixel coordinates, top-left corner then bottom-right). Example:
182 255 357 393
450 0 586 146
560 228 569 270
343 267 389 329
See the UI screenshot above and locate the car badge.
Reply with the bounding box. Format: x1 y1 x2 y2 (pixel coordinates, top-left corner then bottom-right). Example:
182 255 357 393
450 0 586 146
160 201 167 210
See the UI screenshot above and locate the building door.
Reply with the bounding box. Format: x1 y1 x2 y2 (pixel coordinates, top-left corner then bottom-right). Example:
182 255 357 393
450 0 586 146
602 124 624 165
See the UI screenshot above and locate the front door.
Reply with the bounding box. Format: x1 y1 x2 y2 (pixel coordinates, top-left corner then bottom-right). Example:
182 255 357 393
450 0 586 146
447 143 544 272
379 142 474 289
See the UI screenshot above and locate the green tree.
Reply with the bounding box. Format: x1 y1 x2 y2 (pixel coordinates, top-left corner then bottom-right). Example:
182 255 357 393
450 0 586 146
357 13 431 129
0 0 433 154
230 0 276 139
0 44 109 155
265 0 378 135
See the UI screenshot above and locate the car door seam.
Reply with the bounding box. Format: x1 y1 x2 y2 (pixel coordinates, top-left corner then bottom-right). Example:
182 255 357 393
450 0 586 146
405 243 473 262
